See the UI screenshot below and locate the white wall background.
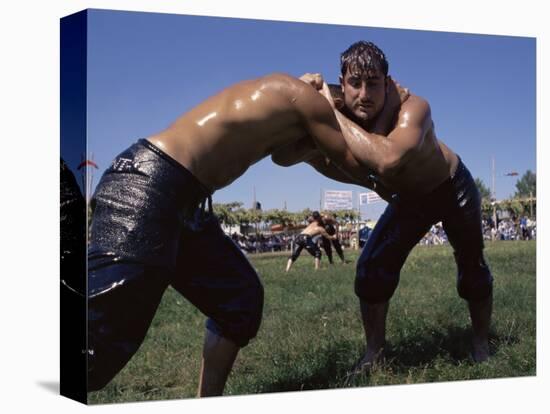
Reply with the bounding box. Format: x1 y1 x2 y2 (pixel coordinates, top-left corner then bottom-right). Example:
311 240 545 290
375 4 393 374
0 1 547 413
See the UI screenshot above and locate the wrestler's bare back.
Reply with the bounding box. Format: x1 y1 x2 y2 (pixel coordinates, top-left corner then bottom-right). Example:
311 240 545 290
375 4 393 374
147 73 347 191
301 221 330 238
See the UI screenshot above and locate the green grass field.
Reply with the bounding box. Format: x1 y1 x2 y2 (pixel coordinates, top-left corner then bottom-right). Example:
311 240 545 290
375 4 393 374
89 240 536 404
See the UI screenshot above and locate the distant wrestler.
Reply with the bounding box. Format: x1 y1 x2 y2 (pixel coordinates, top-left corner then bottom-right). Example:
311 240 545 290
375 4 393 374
320 214 346 265
87 73 373 396
285 211 336 272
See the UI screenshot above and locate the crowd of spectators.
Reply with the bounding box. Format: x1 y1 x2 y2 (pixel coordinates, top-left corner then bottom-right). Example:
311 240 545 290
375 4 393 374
231 233 293 254
417 216 537 246
230 215 536 254
482 216 537 241
419 223 448 245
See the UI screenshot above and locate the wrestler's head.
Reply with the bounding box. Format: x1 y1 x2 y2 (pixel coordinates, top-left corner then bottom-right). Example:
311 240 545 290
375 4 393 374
322 213 336 225
312 211 325 225
339 41 389 124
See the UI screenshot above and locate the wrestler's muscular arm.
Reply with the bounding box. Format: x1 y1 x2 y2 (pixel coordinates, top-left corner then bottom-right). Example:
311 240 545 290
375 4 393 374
306 153 366 185
316 225 337 240
284 78 374 184
328 88 433 178
271 76 392 200
271 138 366 185
271 137 319 166
285 74 391 198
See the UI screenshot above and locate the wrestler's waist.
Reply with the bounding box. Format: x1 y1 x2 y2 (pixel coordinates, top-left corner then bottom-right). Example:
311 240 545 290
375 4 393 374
392 156 476 208
96 139 212 214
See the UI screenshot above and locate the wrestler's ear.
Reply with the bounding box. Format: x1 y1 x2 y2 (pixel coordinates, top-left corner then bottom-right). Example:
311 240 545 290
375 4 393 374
339 75 346 107
333 97 344 110
385 75 390 92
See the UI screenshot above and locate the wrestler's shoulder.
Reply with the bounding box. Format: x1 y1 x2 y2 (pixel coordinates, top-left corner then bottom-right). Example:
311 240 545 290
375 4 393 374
404 93 429 107
400 93 431 119
228 73 301 98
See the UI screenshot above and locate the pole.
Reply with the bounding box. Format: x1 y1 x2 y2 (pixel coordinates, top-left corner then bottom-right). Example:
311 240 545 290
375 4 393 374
253 185 256 210
88 152 94 204
356 192 360 250
491 155 496 201
530 191 533 218
491 156 497 240
80 154 86 202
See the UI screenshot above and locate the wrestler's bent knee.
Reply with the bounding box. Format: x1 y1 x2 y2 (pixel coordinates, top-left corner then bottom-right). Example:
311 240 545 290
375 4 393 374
87 341 136 391
456 258 493 302
206 277 264 347
87 297 143 391
355 259 400 304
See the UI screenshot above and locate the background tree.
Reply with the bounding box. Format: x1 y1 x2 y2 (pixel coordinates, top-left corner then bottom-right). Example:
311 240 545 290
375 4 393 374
474 177 492 201
297 208 313 225
514 170 536 198
330 209 360 223
265 209 295 227
480 199 494 217
248 208 264 234
499 199 525 219
212 201 243 226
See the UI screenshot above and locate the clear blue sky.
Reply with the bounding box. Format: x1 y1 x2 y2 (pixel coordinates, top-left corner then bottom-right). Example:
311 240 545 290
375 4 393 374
73 9 535 220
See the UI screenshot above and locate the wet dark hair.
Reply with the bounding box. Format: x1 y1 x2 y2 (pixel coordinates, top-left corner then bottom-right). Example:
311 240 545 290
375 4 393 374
340 41 389 78
311 211 326 226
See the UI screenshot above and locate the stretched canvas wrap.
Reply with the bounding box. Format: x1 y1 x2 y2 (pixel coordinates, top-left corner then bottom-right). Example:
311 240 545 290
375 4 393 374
60 9 536 405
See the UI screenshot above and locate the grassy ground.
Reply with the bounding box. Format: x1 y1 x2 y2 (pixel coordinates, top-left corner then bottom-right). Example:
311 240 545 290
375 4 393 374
88 240 536 404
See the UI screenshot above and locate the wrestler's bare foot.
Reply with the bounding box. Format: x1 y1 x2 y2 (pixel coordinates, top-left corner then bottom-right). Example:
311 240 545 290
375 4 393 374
359 347 385 369
343 350 384 386
471 337 490 362
468 294 492 363
285 259 293 272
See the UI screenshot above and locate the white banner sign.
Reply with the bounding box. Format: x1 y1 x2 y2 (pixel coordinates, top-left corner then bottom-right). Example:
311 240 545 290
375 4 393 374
324 190 353 210
360 191 382 205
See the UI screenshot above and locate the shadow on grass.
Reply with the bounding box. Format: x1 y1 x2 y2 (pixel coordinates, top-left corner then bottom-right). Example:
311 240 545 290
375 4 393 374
249 326 519 393
250 342 360 393
387 325 472 366
385 325 518 370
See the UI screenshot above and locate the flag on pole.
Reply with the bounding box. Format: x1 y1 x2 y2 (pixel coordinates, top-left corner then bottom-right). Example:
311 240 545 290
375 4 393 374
77 159 99 169
77 153 99 203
